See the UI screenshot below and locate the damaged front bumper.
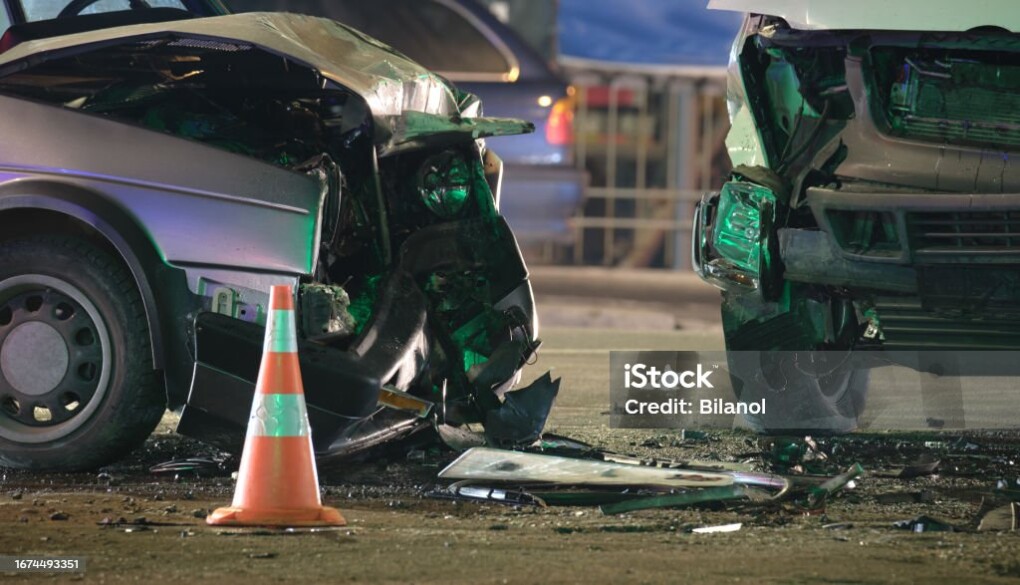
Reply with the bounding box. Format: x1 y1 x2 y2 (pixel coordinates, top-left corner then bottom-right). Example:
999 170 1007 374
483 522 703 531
178 216 557 459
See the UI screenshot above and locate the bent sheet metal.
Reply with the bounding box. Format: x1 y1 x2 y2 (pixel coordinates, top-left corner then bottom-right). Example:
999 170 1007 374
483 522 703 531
438 447 734 488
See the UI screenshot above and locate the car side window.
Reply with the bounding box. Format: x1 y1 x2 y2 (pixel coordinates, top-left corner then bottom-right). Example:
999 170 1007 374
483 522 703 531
21 0 185 21
230 0 511 77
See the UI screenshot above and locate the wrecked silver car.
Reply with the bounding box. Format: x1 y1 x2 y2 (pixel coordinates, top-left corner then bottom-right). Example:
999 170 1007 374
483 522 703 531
695 2 1020 431
0 8 556 470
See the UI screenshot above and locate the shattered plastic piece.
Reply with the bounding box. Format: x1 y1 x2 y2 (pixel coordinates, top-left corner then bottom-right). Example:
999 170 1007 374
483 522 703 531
730 472 792 494
438 448 735 488
533 434 597 456
377 386 433 418
600 485 749 515
807 463 864 507
978 502 1019 532
484 372 561 446
430 484 544 507
691 523 743 534
149 457 228 478
897 459 940 479
762 436 827 468
603 453 755 473
436 424 487 452
893 515 956 533
530 491 649 507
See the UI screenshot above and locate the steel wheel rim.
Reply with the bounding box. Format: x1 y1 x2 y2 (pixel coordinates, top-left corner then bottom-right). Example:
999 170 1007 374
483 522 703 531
0 274 112 443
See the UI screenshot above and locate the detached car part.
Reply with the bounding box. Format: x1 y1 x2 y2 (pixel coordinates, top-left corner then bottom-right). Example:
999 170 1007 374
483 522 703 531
0 11 555 470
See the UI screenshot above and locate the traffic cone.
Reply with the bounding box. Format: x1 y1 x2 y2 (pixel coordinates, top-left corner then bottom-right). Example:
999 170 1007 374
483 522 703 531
207 285 345 527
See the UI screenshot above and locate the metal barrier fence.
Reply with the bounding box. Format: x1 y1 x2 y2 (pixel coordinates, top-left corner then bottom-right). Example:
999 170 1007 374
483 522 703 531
563 64 730 269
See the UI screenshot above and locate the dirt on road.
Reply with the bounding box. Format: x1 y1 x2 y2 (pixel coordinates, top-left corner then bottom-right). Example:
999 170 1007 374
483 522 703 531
2 422 1019 585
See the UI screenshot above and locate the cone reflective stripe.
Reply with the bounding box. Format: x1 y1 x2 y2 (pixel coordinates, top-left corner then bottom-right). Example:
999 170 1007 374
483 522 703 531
207 285 345 527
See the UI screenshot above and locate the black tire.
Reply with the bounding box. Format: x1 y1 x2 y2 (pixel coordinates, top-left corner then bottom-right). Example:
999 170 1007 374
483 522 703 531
726 350 868 433
0 236 165 470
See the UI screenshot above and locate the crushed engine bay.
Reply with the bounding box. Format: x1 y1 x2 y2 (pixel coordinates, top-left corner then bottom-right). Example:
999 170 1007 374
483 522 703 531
0 23 555 459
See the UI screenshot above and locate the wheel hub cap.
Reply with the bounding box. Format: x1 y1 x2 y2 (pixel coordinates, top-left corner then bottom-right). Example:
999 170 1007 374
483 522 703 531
1 321 69 396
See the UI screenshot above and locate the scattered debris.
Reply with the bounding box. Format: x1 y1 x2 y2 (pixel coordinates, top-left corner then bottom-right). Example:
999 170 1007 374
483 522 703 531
875 491 935 505
484 372 561 446
978 502 1019 532
807 464 864 507
429 484 545 507
600 485 750 515
893 515 956 533
439 447 734 488
896 459 940 479
692 523 742 534
602 453 754 473
436 424 487 452
528 491 650 507
149 457 230 478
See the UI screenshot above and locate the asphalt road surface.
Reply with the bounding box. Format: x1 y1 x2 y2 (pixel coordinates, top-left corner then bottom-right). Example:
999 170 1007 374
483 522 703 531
0 269 1018 584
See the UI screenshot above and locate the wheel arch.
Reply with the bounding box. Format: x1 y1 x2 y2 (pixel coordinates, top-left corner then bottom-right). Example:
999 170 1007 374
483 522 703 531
0 180 169 372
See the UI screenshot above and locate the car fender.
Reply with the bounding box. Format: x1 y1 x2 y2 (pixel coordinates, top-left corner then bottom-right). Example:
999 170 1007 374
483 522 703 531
0 180 175 373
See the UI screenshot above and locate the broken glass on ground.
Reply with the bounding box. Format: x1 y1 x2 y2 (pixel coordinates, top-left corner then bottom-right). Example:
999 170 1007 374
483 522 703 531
691 523 743 534
600 485 752 515
893 515 957 533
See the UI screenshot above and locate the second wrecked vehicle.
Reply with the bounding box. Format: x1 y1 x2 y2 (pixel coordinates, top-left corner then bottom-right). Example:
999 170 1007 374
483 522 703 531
695 1 1020 431
0 5 557 470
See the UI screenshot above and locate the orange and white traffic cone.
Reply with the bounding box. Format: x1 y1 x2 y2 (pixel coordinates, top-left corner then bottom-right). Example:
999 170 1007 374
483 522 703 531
207 285 345 527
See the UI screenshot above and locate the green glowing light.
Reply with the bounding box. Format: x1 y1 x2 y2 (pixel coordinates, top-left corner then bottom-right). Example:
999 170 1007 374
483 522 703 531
712 182 775 275
419 151 471 217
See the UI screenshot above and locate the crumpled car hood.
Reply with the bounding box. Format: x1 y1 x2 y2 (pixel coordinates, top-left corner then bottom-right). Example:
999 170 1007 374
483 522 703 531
0 12 533 152
708 0 1020 32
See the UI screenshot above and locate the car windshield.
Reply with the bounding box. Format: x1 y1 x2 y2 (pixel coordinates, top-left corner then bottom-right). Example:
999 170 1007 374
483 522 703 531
231 0 510 76
19 0 187 21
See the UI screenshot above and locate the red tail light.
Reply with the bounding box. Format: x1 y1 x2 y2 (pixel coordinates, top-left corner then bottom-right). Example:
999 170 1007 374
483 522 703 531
545 95 575 146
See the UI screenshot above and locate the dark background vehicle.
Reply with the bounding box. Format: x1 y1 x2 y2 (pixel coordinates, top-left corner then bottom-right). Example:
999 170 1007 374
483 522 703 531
226 0 585 252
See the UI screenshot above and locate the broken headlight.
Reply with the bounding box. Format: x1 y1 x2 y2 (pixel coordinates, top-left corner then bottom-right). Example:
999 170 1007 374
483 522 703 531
693 181 778 296
418 150 471 218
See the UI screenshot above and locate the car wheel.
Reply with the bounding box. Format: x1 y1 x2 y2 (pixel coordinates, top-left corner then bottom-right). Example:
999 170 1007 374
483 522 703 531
0 236 165 470
726 349 868 433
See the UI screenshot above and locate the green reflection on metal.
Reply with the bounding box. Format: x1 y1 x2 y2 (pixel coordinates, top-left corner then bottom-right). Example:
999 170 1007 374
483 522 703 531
419 151 471 217
712 181 775 275
347 274 381 335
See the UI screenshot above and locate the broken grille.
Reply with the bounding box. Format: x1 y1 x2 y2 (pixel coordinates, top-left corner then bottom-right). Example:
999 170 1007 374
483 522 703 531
907 210 1020 254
